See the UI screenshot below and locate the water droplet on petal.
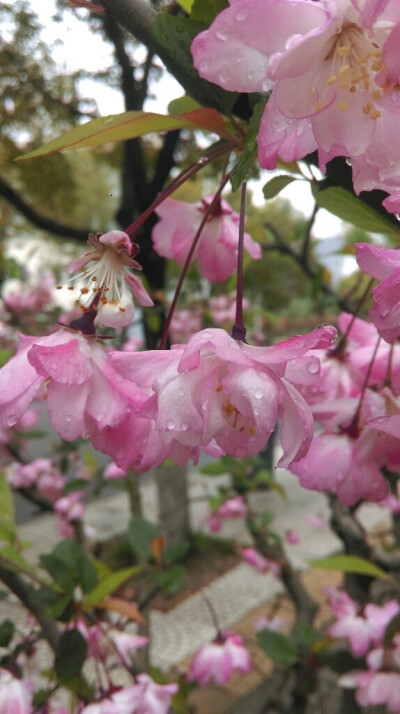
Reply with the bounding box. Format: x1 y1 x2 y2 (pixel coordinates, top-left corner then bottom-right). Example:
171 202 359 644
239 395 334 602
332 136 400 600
201 331 212 339
395 213 400 222
181 421 189 431
216 29 227 41
65 415 72 423
254 389 264 399
345 157 352 166
167 419 176 430
178 389 185 397
234 6 249 21
7 415 17 427
307 361 319 374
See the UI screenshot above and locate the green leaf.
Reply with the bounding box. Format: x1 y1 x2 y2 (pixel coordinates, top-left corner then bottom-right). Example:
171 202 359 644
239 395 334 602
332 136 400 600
168 96 201 116
128 517 160 560
175 0 194 12
263 175 297 200
163 540 190 566
55 629 87 683
18 107 233 161
82 565 143 606
200 461 229 476
231 97 267 191
0 350 13 368
312 184 399 235
0 473 16 544
153 14 238 115
41 540 98 594
310 555 389 579
0 619 15 647
191 0 228 24
63 479 89 494
156 565 186 594
293 623 319 651
0 545 36 574
257 630 299 665
32 587 72 619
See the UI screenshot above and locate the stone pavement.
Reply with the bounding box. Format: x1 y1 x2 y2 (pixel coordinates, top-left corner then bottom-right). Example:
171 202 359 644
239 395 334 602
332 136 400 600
6 464 389 677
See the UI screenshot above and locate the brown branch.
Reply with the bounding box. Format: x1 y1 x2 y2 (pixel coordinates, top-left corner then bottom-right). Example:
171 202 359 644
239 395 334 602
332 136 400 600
0 565 60 651
0 176 90 242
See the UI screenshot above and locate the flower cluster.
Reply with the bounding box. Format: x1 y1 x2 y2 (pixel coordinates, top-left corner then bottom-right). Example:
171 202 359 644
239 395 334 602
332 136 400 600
152 195 261 281
192 0 400 212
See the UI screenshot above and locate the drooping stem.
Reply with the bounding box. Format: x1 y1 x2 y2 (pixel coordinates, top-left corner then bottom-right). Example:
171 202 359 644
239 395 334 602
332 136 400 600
200 589 221 636
158 173 231 349
231 181 247 342
346 335 381 435
124 143 232 239
332 276 374 357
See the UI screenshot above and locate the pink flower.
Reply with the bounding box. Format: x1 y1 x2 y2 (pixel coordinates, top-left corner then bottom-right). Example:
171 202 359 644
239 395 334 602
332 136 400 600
8 458 65 502
241 547 281 577
103 462 127 480
54 491 85 522
305 514 327 530
0 328 148 443
109 325 336 470
192 0 400 211
356 243 400 343
152 196 261 281
3 271 55 314
0 669 31 714
187 632 251 685
327 589 400 657
209 293 250 326
170 308 202 344
340 637 400 712
111 674 178 714
206 496 247 532
254 615 287 633
81 700 120 714
110 631 149 666
285 529 300 545
59 230 153 328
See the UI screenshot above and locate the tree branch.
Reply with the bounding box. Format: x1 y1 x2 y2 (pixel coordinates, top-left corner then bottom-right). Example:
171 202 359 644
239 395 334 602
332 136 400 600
0 176 90 242
0 565 60 651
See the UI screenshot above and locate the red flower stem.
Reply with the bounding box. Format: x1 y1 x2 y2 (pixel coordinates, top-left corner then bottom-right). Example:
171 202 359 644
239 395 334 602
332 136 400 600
231 181 247 342
124 143 232 239
334 276 374 356
350 335 381 432
158 173 231 350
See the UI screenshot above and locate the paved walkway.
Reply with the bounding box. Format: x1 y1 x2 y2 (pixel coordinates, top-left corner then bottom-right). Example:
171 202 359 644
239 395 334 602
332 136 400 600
6 465 389 672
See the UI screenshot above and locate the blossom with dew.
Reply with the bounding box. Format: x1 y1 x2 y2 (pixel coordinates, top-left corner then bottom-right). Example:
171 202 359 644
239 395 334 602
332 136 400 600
58 230 153 328
0 327 149 444
192 0 400 212
152 195 261 281
187 632 251 685
109 325 336 469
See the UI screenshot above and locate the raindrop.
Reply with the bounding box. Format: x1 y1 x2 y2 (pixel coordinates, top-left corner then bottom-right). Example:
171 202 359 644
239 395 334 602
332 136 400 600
178 389 185 397
6 415 17 427
181 421 189 431
254 389 264 399
234 6 249 21
345 157 352 166
65 415 72 423
307 361 319 374
395 213 400 222
216 30 228 41
201 331 212 339
167 419 176 430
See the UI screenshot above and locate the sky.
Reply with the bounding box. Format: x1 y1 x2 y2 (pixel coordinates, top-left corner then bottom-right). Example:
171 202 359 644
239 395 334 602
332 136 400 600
8 0 356 280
